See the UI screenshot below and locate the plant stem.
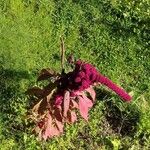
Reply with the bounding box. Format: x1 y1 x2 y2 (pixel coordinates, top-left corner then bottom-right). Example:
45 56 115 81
60 37 65 74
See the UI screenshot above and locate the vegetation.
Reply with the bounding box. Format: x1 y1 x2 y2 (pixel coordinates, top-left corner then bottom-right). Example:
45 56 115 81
0 0 149 149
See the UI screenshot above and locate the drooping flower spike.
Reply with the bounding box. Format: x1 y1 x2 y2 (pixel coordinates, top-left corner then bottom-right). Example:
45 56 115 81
27 60 132 140
72 60 132 101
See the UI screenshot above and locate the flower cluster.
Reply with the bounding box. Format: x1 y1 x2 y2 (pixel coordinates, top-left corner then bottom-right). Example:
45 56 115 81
56 60 131 103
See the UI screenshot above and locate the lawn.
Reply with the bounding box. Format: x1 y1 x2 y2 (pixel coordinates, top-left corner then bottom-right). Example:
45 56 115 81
0 0 150 149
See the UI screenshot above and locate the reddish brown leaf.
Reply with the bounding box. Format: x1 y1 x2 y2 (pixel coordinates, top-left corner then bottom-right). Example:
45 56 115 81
32 99 43 114
31 88 56 115
32 98 48 115
34 126 42 140
55 119 64 133
37 68 57 81
46 88 56 103
43 82 58 96
42 113 52 140
26 87 44 98
54 107 63 122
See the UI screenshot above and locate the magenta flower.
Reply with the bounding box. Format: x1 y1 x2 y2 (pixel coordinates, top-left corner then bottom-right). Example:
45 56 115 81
58 60 131 101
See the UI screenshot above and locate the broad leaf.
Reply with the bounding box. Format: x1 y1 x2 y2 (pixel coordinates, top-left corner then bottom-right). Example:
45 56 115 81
42 113 60 140
82 93 93 108
31 88 56 115
43 82 58 96
46 88 56 103
78 96 89 121
70 111 77 123
78 92 93 120
26 87 44 98
37 68 57 81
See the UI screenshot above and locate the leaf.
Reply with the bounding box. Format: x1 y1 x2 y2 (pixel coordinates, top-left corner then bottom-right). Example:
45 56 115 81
67 110 77 123
72 90 83 96
63 91 70 117
32 99 43 114
41 113 52 140
78 93 93 121
43 82 58 96
26 87 44 98
82 93 93 108
85 86 96 102
78 96 89 121
34 126 42 140
55 119 64 133
46 88 56 103
31 88 56 115
37 68 57 81
70 99 78 109
42 113 60 140
32 98 48 115
70 111 77 123
54 107 63 123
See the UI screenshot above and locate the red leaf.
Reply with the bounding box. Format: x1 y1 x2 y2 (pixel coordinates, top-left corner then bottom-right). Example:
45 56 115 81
42 113 60 140
42 113 52 140
78 96 88 120
78 96 89 121
78 93 93 121
82 93 93 108
72 90 83 96
63 91 70 117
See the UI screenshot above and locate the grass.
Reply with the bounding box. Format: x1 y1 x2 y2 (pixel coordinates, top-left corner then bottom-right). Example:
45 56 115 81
0 0 150 149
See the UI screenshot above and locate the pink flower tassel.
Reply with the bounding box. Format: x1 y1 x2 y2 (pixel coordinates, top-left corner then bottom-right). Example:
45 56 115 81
98 74 132 101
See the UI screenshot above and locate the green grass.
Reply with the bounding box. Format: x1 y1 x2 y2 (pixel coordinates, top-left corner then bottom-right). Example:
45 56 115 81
0 0 150 149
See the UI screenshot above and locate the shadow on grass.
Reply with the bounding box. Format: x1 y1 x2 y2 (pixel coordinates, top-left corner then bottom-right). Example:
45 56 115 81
0 68 30 99
96 88 140 137
0 68 33 138
105 100 139 136
0 68 32 115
